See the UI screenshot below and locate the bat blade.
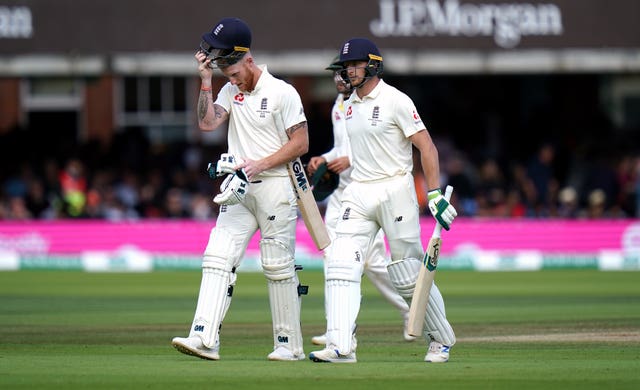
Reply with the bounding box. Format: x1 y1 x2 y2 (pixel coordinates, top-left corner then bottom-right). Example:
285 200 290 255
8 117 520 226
407 237 441 336
407 185 452 337
287 159 331 250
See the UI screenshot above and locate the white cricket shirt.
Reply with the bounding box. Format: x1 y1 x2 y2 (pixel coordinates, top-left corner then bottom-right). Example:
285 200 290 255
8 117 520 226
322 93 353 189
215 65 307 177
344 79 426 182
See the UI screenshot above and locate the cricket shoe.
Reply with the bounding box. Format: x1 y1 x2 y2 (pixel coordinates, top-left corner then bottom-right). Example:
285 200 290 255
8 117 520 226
424 340 450 363
309 347 356 363
311 333 327 345
171 336 220 360
267 346 305 361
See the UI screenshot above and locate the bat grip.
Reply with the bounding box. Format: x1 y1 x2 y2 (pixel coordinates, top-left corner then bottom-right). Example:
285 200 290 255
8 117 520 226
444 185 453 201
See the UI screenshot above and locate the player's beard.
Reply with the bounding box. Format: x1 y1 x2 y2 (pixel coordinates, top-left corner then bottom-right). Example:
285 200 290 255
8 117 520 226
348 76 365 89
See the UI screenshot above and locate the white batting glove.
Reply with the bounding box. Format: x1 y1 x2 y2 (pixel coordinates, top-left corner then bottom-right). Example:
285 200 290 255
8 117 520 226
428 189 457 230
214 153 240 177
213 169 249 205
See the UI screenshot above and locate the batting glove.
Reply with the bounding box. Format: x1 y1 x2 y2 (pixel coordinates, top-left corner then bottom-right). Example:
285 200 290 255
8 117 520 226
210 153 240 178
428 188 457 230
213 169 249 205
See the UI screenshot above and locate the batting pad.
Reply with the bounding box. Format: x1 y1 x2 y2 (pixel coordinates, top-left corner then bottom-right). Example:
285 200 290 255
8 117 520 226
387 257 422 298
261 239 304 356
190 267 235 348
364 265 410 313
326 279 360 354
424 283 456 346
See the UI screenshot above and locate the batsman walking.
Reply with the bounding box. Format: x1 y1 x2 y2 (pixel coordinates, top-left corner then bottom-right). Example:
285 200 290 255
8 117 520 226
309 38 457 363
307 58 414 346
171 17 309 361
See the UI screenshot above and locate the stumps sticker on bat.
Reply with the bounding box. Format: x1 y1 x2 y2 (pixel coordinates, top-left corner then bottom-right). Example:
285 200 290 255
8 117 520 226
424 238 441 271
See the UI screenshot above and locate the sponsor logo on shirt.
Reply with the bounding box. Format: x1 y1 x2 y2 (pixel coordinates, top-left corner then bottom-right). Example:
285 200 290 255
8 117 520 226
412 110 422 124
233 93 245 105
345 105 353 119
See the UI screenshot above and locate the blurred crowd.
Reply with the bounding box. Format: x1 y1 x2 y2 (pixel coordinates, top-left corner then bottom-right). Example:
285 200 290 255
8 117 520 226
1 127 639 221
415 141 640 219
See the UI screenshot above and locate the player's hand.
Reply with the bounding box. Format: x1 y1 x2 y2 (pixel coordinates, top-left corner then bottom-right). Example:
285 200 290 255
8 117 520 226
195 51 214 79
428 189 457 230
326 156 350 174
307 156 326 175
235 158 265 181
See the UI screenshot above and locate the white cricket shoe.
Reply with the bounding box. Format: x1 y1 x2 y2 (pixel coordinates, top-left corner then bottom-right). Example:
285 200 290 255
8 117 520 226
171 336 220 360
424 340 451 363
267 346 305 361
311 333 327 345
309 348 356 363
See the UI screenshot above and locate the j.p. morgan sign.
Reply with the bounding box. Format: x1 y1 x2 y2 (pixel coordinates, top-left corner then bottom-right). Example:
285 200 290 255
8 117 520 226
0 6 32 38
369 0 563 49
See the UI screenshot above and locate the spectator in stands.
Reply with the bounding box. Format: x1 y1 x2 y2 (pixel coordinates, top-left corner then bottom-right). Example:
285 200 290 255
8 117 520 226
475 158 507 217
58 158 87 217
616 154 638 217
24 178 51 218
526 143 557 216
445 153 476 216
557 186 580 218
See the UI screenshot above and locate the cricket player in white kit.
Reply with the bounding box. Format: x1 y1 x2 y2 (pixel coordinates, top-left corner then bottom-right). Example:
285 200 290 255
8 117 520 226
307 59 414 346
171 17 308 361
309 38 458 363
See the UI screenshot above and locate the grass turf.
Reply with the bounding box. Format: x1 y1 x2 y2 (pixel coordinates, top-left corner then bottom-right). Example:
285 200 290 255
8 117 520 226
1 270 639 389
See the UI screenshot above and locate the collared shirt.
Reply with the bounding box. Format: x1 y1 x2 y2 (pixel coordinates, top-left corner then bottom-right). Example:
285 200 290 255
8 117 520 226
215 65 307 177
344 79 426 182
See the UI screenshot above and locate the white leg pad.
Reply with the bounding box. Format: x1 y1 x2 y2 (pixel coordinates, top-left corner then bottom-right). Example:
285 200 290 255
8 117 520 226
203 227 242 271
365 231 410 314
261 239 304 357
386 257 421 299
325 237 364 354
326 279 360 355
190 227 239 348
189 267 235 348
424 283 456 346
365 266 410 314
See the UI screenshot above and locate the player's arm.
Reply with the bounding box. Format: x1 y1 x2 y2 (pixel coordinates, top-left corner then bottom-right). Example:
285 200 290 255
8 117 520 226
239 121 309 179
409 129 440 191
195 50 229 131
410 129 457 230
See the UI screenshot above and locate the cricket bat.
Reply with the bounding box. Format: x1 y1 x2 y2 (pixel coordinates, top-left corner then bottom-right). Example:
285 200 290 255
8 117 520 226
407 185 453 337
287 158 331 250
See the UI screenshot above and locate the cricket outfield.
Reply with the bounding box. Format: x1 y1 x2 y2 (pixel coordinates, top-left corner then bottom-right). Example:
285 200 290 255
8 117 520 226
1 270 638 389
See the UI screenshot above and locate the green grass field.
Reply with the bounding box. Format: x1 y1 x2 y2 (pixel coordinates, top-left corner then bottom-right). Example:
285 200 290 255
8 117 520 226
1 270 639 389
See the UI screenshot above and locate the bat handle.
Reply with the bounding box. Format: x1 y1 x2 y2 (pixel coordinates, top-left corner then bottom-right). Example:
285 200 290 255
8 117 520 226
444 185 453 202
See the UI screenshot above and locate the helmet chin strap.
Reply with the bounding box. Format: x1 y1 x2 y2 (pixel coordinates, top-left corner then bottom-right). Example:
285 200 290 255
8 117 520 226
341 61 381 91
339 69 371 91
351 74 375 90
